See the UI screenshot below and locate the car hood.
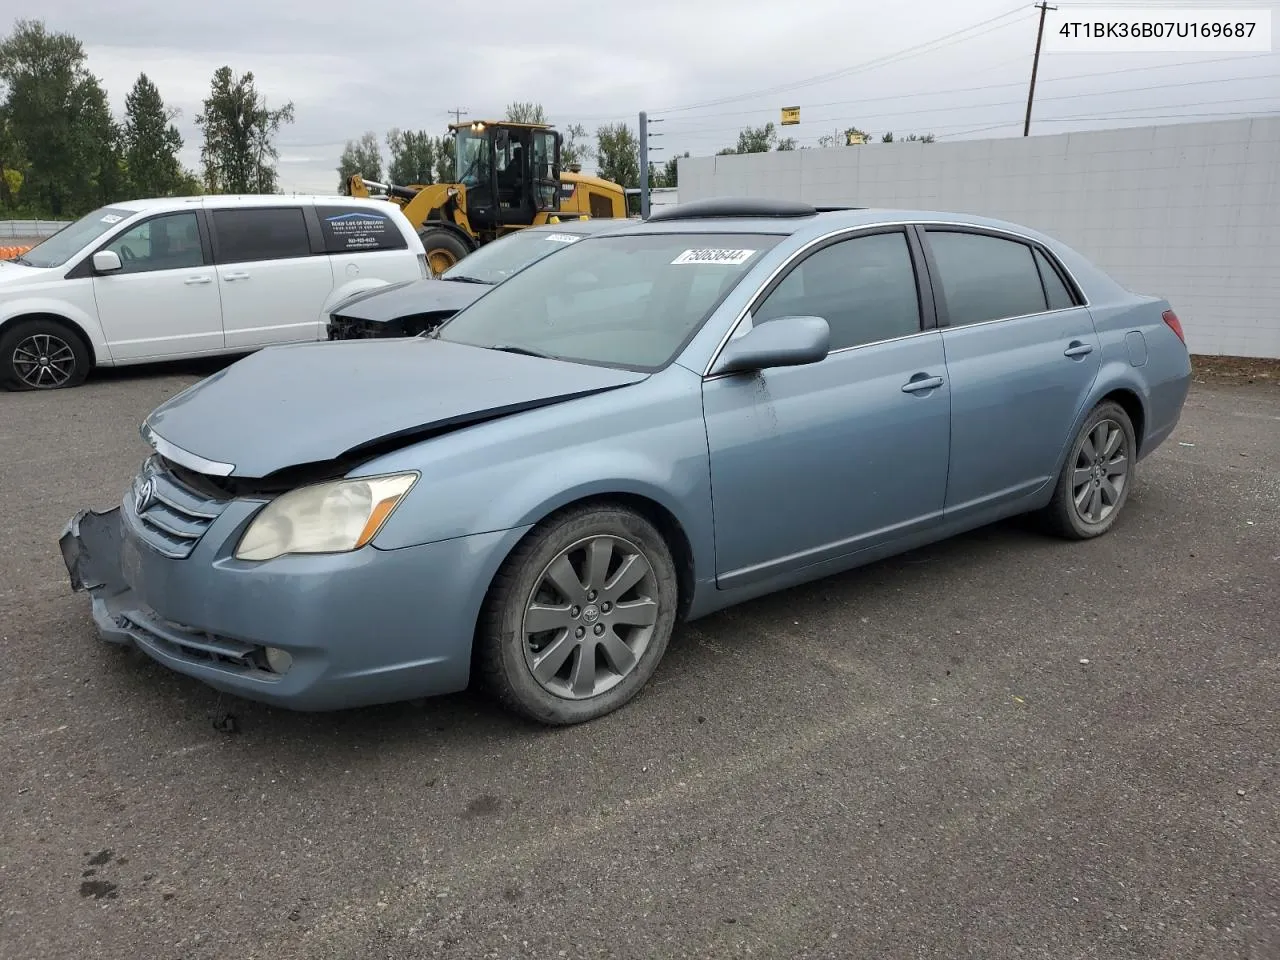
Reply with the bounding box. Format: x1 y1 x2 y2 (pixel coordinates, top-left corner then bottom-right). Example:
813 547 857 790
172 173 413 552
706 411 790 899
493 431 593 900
143 338 648 479
333 277 489 323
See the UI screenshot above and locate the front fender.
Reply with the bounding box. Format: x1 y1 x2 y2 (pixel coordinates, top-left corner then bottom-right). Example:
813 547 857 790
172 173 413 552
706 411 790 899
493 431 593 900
0 294 111 362
360 369 716 580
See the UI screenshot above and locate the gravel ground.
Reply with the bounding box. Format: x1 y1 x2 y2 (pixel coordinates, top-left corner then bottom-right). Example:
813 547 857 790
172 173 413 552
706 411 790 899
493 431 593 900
1 360 1277 960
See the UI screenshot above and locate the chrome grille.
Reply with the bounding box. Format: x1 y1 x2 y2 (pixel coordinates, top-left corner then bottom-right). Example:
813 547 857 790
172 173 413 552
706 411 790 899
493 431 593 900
126 456 228 559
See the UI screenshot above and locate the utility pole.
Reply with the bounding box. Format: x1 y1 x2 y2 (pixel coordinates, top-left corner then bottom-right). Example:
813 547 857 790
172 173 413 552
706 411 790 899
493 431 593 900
1023 2 1057 136
638 111 664 218
449 107 469 125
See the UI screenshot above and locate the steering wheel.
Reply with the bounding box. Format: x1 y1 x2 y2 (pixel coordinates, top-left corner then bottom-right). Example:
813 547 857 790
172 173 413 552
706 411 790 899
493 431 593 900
119 245 137 262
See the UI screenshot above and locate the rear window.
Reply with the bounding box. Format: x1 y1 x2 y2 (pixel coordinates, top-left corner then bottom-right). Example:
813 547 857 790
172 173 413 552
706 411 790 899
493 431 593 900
435 232 784 371
212 207 312 263
316 205 409 253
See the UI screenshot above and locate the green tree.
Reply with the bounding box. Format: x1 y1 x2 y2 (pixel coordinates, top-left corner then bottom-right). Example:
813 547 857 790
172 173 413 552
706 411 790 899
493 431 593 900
594 122 638 188
195 66 294 194
720 122 784 155
561 122 591 170
121 73 188 197
504 101 546 125
337 130 381 191
70 74 124 209
660 151 688 188
881 131 935 143
433 135 455 183
0 19 119 215
385 128 436 185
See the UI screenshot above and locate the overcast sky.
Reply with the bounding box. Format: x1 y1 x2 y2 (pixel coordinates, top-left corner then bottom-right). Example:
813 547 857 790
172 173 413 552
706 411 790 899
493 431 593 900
27 0 1280 193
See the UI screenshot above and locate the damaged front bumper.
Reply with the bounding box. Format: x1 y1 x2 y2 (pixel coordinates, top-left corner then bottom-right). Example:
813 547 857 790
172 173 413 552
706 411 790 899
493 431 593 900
57 500 523 711
59 506 135 645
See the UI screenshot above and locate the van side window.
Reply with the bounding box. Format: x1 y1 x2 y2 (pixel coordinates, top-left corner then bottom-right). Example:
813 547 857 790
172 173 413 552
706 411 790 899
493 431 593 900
314 206 410 253
102 213 205 273
212 208 312 263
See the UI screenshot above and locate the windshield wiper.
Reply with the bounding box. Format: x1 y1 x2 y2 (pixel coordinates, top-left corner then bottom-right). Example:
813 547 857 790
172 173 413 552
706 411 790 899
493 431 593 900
489 343 555 359
9 254 33 266
442 274 489 284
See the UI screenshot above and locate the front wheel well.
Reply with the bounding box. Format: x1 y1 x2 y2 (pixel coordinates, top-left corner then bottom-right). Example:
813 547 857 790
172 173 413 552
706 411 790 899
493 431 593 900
483 492 697 627
1098 388 1146 456
1 312 97 367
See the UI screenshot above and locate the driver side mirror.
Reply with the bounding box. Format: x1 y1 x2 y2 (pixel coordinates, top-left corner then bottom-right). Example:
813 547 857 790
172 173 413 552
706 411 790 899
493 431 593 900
92 250 122 274
710 315 830 376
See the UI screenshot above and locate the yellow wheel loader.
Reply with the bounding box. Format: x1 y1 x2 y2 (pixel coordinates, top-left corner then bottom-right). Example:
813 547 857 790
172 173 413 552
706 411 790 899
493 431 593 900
346 120 627 274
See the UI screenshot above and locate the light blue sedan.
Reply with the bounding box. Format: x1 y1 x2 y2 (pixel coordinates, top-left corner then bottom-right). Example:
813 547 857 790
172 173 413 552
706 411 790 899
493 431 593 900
59 199 1192 725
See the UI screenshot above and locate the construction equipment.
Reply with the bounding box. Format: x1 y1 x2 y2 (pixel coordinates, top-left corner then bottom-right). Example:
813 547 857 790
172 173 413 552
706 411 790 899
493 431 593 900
346 120 627 274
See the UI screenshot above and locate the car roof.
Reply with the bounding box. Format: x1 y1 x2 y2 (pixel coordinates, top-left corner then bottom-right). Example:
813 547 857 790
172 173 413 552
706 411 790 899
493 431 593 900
584 199 1064 248
104 194 395 213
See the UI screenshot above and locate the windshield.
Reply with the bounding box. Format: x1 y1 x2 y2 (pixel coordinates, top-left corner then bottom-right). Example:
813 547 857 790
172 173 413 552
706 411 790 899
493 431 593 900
435 232 783 370
455 127 489 187
441 229 586 284
18 207 136 268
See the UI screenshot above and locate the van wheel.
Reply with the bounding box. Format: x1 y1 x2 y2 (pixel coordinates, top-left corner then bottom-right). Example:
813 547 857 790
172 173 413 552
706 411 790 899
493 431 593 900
418 228 470 275
0 318 91 391
477 504 679 726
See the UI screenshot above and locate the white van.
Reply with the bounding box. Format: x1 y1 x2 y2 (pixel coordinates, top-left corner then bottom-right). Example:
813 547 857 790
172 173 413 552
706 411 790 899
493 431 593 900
0 194 428 390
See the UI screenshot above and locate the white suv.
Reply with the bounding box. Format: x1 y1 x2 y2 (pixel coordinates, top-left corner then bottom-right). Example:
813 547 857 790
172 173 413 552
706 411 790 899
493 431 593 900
0 194 428 390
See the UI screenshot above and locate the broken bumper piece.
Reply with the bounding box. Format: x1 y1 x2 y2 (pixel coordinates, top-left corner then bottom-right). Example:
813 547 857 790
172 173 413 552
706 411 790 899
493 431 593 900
59 506 134 646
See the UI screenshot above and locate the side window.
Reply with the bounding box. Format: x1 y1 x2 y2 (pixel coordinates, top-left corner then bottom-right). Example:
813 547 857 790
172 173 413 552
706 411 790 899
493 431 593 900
315 206 409 253
211 207 311 263
926 231 1048 326
753 231 922 350
1034 247 1077 311
101 212 204 274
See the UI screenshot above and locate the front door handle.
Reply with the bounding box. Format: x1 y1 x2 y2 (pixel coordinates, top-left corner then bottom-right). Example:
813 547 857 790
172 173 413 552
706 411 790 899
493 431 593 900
223 272 250 281
1064 341 1094 358
184 275 212 285
901 374 945 394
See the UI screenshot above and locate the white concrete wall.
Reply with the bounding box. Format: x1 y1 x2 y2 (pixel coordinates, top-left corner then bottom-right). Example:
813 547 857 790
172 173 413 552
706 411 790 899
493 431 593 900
678 118 1280 359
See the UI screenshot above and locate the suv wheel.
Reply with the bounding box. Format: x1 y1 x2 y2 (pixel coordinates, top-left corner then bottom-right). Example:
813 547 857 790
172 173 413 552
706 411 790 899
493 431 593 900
0 319 91 391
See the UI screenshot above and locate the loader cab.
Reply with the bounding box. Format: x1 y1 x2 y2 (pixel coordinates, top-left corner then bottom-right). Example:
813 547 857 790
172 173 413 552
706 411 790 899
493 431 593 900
453 121 562 233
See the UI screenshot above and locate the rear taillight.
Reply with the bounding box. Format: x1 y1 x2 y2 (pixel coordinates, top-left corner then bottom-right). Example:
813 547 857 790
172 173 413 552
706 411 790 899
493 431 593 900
1162 309 1186 346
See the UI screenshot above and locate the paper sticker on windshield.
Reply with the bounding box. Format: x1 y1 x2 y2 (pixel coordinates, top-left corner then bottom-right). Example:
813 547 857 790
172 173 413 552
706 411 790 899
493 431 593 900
100 214 123 223
671 248 756 265
543 233 580 244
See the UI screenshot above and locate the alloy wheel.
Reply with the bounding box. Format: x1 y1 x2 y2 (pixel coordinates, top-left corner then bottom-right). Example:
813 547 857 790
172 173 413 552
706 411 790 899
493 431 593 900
12 332 76 388
1071 418 1129 525
521 534 660 700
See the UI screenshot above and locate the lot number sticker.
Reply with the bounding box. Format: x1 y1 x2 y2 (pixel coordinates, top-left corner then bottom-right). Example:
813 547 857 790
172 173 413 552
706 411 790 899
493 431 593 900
672 248 756 265
543 234 580 243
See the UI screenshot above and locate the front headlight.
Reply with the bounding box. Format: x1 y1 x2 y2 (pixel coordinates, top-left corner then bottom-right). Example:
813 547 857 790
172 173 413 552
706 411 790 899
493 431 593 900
234 472 418 562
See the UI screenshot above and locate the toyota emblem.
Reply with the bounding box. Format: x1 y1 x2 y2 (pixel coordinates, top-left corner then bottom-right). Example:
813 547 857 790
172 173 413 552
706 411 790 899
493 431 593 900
134 477 156 514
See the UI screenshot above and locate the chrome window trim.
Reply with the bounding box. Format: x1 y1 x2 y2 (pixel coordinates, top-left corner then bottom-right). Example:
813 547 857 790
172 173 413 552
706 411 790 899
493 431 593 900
700 218 1092 378
141 422 236 477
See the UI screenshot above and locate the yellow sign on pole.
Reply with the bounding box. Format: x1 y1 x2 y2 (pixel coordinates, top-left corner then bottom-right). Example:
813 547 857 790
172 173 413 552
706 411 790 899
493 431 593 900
847 131 867 145
781 106 800 126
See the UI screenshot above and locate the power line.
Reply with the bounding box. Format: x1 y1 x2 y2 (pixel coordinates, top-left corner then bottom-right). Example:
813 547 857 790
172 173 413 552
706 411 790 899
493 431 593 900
642 80 1280 143
941 109 1279 139
559 51 1277 130
573 4 1031 120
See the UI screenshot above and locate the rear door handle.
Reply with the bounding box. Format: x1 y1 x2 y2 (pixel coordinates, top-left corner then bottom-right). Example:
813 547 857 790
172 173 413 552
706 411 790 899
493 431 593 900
901 374 945 394
1064 341 1094 358
223 272 250 281
184 275 212 285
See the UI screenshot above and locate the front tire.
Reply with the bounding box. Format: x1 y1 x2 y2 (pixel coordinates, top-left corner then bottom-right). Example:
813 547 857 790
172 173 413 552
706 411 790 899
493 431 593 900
417 227 471 276
1041 400 1137 539
477 503 679 726
0 318 91 391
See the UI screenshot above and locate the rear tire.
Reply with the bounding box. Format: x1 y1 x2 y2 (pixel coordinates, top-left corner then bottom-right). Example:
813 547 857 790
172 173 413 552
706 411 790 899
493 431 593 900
0 318 91 391
417 227 471 276
476 503 679 726
1040 400 1137 540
